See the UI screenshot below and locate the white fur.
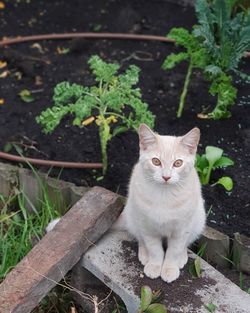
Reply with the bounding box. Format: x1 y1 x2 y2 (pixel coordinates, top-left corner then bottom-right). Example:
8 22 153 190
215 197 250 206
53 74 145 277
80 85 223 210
117 124 206 283
46 218 61 233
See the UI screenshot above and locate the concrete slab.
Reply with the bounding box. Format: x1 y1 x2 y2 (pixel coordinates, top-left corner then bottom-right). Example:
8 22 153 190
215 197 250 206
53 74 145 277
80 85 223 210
82 230 250 313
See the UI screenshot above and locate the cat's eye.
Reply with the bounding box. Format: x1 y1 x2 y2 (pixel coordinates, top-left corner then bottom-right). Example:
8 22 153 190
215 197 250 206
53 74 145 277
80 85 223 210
152 158 161 166
173 159 183 167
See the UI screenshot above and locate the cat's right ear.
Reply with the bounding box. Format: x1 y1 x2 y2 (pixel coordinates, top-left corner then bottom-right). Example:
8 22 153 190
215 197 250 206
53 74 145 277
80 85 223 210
138 124 157 150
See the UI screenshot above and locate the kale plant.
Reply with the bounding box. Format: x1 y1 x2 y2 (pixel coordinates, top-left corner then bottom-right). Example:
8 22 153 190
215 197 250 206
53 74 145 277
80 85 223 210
162 0 250 119
36 55 154 174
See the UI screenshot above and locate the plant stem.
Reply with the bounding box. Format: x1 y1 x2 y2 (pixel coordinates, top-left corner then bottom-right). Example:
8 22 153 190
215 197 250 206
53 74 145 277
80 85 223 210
177 61 193 118
204 166 213 185
99 118 110 174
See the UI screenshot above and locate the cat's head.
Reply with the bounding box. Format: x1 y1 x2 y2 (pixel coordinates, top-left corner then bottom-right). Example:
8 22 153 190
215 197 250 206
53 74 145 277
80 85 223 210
138 124 200 185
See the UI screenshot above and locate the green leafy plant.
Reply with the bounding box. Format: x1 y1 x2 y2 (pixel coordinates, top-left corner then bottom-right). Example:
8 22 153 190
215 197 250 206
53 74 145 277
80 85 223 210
19 89 35 103
138 286 167 313
205 302 217 312
162 0 250 119
195 146 234 190
36 55 154 174
189 243 207 278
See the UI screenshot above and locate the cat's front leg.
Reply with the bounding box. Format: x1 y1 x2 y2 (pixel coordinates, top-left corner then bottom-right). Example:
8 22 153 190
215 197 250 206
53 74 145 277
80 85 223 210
161 237 187 283
138 241 149 266
141 236 164 279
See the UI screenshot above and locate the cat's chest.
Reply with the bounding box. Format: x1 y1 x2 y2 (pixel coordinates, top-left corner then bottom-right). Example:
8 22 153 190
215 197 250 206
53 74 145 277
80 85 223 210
136 191 183 224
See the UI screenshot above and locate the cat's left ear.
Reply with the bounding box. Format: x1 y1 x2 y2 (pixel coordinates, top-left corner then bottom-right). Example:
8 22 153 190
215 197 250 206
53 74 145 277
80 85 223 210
180 127 200 154
138 124 157 150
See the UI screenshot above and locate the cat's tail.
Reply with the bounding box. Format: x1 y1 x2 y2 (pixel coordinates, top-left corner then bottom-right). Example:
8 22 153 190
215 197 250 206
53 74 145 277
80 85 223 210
46 213 127 233
46 218 61 232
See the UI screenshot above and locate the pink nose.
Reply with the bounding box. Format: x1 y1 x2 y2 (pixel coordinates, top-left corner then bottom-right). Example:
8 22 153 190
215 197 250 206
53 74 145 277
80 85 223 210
162 176 171 182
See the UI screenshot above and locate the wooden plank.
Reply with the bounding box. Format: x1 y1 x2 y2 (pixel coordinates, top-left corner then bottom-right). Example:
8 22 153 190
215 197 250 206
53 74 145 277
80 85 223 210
0 186 124 313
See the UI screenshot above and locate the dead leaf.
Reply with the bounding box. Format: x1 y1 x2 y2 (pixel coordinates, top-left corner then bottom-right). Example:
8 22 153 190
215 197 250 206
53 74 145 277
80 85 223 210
0 98 4 105
15 71 22 80
35 75 43 85
0 61 7 69
82 116 95 126
31 43 45 54
56 46 70 54
0 2 5 9
0 70 9 78
71 307 78 313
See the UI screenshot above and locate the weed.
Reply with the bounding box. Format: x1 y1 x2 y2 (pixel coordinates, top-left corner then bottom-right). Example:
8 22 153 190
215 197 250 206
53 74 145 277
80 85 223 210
0 188 60 280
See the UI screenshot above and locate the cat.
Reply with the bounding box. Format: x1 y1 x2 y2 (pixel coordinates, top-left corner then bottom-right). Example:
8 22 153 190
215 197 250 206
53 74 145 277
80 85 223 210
116 123 206 283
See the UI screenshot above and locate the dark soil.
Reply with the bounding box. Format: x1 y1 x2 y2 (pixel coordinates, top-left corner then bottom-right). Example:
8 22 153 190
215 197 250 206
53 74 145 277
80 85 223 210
0 0 249 238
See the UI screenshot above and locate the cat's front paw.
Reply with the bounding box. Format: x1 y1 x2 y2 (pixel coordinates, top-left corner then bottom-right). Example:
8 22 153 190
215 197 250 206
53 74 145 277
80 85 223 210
161 265 180 283
144 262 162 279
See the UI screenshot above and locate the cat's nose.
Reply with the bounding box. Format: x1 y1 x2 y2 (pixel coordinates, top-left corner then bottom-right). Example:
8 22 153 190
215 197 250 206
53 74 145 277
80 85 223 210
162 176 171 182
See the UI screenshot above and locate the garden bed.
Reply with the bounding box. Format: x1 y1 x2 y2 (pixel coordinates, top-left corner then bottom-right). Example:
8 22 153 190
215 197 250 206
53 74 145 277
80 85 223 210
0 0 249 239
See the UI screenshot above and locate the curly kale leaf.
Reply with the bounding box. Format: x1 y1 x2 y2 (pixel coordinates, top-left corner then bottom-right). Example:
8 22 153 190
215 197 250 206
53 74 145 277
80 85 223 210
164 28 209 69
118 65 140 87
53 82 88 106
208 73 237 119
162 52 189 70
167 28 195 50
36 106 71 134
88 55 120 83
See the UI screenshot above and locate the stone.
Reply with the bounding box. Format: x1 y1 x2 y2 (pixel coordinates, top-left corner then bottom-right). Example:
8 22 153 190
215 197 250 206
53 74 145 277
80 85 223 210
198 226 230 268
0 162 18 200
233 232 250 274
81 230 250 313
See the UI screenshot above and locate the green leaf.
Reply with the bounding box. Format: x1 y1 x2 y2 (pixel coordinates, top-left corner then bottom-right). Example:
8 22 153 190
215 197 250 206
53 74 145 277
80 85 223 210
194 257 201 278
167 27 193 50
73 117 81 126
213 156 234 169
88 55 119 83
195 154 208 171
146 303 168 313
205 146 223 168
19 89 34 103
3 143 13 153
162 52 189 70
140 286 153 311
208 73 237 120
189 257 202 278
112 126 128 137
215 176 233 191
92 24 102 32
204 65 223 76
205 302 217 312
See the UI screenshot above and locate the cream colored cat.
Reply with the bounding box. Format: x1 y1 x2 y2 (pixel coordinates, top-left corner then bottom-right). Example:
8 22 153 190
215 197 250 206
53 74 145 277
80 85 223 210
117 124 206 283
